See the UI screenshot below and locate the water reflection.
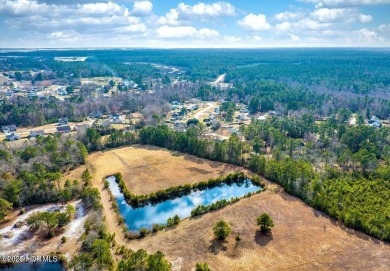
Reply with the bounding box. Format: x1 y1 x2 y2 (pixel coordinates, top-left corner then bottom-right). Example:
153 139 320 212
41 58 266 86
106 176 261 231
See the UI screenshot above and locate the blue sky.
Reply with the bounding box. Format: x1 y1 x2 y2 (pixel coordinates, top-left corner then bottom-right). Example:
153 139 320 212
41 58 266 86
0 0 389 48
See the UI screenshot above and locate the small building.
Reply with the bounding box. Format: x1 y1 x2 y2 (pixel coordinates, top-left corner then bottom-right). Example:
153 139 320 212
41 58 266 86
368 116 382 128
6 133 20 141
56 125 71 133
174 122 187 132
111 113 120 120
269 111 281 116
29 130 45 137
75 124 91 131
58 117 69 125
229 127 240 134
210 119 219 126
2 124 17 133
95 111 103 118
101 119 112 127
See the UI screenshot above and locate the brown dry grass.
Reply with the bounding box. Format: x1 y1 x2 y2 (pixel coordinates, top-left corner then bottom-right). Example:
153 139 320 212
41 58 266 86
88 145 242 195
79 145 389 270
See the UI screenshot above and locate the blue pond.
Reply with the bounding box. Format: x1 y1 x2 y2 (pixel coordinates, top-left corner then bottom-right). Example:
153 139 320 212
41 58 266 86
106 176 262 231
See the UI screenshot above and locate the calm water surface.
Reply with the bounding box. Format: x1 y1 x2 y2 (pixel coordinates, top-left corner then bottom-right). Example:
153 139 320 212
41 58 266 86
106 176 262 231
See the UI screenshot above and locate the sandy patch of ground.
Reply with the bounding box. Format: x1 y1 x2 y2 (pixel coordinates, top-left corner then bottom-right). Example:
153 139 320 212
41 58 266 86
0 200 86 260
83 145 389 271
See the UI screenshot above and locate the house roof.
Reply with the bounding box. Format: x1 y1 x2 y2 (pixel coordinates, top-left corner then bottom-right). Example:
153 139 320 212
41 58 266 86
6 133 20 140
2 124 17 130
30 130 45 136
75 124 91 130
56 125 71 132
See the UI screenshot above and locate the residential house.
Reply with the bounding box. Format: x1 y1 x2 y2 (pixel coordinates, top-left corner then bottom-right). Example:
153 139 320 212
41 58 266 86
368 116 382 128
58 117 69 125
6 133 20 141
56 125 71 133
29 130 45 137
75 124 91 130
2 124 17 133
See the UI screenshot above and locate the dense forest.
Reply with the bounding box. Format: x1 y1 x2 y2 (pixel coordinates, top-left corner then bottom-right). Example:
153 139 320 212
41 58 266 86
1 49 390 89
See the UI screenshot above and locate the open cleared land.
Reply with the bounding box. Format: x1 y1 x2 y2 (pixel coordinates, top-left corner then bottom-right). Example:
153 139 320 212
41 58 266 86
75 145 390 271
88 145 242 195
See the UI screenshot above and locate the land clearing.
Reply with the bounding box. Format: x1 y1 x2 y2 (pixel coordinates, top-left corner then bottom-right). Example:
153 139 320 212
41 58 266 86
0 200 86 260
69 145 390 271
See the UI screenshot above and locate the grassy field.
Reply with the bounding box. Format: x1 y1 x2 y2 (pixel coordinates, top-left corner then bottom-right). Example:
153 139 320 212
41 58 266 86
69 145 389 271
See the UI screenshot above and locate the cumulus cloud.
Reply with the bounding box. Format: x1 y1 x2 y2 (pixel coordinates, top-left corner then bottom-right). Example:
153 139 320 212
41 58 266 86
177 1 236 18
156 26 219 39
158 8 181 25
115 23 147 33
353 28 385 42
158 1 236 26
131 1 153 16
237 14 270 32
311 8 372 23
47 30 80 42
1 0 146 36
274 11 305 21
224 36 241 42
300 0 390 7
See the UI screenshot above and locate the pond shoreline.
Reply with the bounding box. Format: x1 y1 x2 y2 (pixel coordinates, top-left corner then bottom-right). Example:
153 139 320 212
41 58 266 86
105 172 264 237
112 171 265 208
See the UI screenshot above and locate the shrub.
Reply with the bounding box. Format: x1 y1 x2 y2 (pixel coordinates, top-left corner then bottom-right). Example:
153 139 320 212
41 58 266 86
139 228 150 238
235 233 241 242
196 262 212 271
257 213 274 234
213 220 231 240
152 224 165 233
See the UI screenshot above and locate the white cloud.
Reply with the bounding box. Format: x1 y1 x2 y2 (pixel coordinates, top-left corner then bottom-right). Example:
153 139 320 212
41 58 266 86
177 1 236 17
0 0 49 16
158 1 236 26
158 8 180 25
47 30 80 42
378 24 390 36
300 0 390 7
224 36 241 42
289 34 301 41
1 0 147 36
131 1 153 16
353 28 385 42
311 8 372 23
156 26 219 39
274 11 305 21
198 28 220 37
115 23 147 33
237 13 270 31
275 22 292 31
253 35 262 41
275 18 332 34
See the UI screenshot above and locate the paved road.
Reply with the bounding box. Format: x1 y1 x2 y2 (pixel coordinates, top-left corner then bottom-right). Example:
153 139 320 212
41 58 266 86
194 102 214 119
